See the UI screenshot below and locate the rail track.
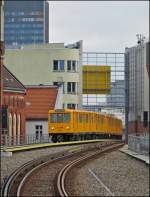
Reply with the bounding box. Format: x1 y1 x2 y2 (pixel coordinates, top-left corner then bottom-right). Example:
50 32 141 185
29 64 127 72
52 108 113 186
1 141 123 197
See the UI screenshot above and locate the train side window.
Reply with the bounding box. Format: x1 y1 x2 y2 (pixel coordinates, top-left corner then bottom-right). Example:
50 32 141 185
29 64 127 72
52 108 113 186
64 113 70 123
50 114 56 123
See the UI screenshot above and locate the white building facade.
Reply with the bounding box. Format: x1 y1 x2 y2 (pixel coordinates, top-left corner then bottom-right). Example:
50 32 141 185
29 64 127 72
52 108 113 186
5 41 83 109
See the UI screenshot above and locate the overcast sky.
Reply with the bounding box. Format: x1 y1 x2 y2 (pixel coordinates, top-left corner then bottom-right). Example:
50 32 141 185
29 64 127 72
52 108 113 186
48 1 149 52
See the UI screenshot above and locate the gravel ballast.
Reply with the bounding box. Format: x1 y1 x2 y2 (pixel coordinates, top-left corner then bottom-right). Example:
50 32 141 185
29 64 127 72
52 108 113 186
0 144 81 188
67 151 149 196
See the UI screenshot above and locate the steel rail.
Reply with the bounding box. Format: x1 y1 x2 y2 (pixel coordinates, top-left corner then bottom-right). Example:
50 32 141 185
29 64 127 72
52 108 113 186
16 153 75 197
1 159 40 197
1 141 122 197
57 143 124 197
1 151 74 197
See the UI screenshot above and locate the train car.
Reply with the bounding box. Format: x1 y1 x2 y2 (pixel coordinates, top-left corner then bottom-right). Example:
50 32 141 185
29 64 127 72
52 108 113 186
48 109 123 142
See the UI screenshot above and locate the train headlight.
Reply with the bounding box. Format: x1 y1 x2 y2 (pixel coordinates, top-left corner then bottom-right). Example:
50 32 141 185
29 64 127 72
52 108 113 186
66 126 70 129
51 127 54 130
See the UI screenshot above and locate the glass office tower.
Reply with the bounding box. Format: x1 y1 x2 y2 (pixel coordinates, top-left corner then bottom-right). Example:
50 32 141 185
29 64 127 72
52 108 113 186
4 0 49 46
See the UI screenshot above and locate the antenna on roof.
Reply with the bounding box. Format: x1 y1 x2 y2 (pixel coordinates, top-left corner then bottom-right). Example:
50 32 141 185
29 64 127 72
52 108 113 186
136 34 145 45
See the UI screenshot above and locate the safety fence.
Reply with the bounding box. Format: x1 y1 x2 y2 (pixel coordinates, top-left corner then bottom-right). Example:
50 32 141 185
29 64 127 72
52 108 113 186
0 134 52 148
128 134 149 154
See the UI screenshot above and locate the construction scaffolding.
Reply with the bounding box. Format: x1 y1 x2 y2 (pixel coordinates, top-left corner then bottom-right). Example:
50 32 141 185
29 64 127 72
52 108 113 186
82 52 125 126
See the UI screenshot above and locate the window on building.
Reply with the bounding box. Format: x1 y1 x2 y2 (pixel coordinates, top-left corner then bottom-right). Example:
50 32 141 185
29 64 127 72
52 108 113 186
53 60 64 71
67 60 77 72
67 82 76 93
67 103 76 109
35 125 43 140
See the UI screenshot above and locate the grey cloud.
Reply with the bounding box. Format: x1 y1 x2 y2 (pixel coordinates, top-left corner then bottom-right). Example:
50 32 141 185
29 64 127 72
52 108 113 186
49 1 149 52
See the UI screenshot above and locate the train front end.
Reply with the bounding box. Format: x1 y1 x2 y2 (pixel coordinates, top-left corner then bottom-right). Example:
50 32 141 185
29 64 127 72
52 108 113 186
48 109 72 142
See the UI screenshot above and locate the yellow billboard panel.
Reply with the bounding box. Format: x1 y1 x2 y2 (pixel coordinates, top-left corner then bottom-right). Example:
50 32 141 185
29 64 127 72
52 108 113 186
83 65 111 94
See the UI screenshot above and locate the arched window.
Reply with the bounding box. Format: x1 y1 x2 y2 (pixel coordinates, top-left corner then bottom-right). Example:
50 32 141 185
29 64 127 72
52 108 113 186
17 114 21 136
13 113 17 137
9 113 12 137
17 114 21 144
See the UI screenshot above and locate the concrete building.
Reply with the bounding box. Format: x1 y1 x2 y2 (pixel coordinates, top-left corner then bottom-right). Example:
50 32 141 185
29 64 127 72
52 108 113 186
4 0 49 46
25 85 62 140
125 40 149 154
5 41 83 109
107 80 125 108
125 41 149 135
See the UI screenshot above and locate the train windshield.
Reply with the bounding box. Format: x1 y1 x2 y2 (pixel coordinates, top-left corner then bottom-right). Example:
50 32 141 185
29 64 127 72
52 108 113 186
50 113 70 123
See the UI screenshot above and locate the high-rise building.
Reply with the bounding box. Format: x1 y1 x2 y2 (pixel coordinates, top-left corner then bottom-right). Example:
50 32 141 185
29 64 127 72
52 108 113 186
107 80 125 108
4 0 49 47
125 41 149 135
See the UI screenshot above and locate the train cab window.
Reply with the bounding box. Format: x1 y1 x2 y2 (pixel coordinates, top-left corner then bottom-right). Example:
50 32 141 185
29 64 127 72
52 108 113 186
64 113 70 123
50 114 56 123
57 114 63 123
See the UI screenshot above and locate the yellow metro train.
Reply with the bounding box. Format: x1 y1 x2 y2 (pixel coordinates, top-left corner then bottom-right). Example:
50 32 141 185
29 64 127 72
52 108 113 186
48 109 123 142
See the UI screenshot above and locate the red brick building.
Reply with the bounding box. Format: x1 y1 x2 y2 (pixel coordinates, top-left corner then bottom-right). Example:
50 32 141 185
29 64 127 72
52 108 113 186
2 66 26 143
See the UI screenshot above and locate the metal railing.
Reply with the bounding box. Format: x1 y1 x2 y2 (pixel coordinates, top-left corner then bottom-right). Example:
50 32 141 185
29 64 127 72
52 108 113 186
0 134 52 148
128 134 149 154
